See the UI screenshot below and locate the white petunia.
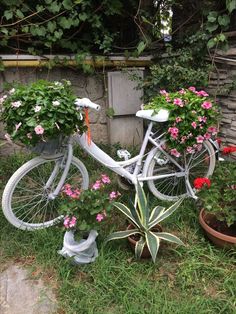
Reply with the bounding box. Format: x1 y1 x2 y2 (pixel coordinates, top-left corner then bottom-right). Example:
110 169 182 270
11 101 22 108
52 100 60 106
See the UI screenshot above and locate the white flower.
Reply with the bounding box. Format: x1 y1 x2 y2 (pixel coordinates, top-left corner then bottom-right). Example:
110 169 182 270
15 122 22 131
52 100 60 106
11 101 22 108
0 95 7 104
9 88 15 94
34 105 42 112
54 81 63 87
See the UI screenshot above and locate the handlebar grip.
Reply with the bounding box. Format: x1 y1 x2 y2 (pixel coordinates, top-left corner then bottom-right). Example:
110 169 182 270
75 98 101 111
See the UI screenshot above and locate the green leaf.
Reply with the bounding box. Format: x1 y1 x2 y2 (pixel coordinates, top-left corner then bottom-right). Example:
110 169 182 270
62 0 73 10
218 15 230 27
135 236 146 259
226 0 236 13
4 10 13 20
16 9 24 19
136 182 148 226
149 205 165 228
145 231 160 263
206 24 218 33
48 1 61 14
153 198 183 224
113 202 138 227
153 232 184 246
47 21 56 33
105 229 140 242
207 38 216 49
137 41 146 55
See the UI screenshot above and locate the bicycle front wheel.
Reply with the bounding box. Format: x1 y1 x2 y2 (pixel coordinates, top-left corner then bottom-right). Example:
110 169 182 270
2 156 89 230
147 140 216 201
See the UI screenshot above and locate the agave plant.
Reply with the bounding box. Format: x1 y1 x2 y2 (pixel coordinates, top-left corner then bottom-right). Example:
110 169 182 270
106 183 184 262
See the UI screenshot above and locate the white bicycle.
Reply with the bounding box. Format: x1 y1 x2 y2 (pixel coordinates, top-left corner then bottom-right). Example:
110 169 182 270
2 98 216 230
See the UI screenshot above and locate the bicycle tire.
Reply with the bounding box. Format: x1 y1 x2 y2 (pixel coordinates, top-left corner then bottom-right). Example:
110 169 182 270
147 140 216 201
2 156 89 230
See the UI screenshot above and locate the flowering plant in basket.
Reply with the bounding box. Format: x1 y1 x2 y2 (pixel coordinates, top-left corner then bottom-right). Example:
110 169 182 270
144 87 219 157
1 79 86 146
58 174 121 233
194 147 236 228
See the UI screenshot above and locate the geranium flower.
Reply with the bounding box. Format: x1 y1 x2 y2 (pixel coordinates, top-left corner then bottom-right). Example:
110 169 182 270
196 90 209 97
34 125 44 135
193 177 211 189
222 146 236 155
201 101 212 109
179 89 186 95
188 86 196 92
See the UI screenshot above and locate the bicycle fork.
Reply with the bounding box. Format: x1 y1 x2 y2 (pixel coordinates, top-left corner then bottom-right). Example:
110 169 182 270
46 143 73 200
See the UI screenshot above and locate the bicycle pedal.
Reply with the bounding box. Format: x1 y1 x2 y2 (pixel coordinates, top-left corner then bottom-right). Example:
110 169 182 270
117 149 131 160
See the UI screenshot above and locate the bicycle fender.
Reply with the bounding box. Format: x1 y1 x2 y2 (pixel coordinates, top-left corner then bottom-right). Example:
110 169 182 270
142 147 159 178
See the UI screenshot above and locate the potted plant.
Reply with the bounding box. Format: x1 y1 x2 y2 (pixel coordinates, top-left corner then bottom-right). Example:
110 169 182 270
144 87 219 156
58 174 121 264
1 79 86 148
195 147 236 248
106 183 184 263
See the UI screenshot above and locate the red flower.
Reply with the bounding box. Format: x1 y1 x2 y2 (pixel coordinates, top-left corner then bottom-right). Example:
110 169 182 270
222 146 236 155
194 177 211 190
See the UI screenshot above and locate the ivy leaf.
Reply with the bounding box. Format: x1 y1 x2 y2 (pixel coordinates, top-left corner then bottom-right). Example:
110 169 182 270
218 15 230 27
4 10 13 20
206 23 218 32
48 1 61 14
16 9 24 19
207 38 216 49
47 21 56 33
59 16 73 29
62 0 73 10
79 12 88 21
226 0 236 13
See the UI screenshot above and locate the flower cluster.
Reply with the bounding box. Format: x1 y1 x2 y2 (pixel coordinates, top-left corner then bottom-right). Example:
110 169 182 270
58 174 121 232
145 87 219 156
1 80 86 146
195 146 236 227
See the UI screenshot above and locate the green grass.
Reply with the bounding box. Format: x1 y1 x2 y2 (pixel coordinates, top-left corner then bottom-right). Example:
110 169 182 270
0 151 236 314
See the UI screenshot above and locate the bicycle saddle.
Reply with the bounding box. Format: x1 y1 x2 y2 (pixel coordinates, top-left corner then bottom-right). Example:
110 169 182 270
136 109 169 122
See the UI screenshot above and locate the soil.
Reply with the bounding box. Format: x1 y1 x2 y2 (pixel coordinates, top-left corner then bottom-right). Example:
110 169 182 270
206 218 236 237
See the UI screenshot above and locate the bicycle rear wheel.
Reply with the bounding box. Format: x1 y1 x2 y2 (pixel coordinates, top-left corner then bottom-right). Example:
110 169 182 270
147 140 215 201
2 156 89 230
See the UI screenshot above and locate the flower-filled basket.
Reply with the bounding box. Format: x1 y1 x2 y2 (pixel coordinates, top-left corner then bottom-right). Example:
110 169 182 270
144 87 219 156
1 80 86 153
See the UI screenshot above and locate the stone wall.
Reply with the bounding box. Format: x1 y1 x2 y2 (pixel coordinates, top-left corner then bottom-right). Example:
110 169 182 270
0 67 108 155
208 46 236 146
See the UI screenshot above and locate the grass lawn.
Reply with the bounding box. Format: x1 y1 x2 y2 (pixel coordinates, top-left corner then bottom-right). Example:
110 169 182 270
0 149 236 314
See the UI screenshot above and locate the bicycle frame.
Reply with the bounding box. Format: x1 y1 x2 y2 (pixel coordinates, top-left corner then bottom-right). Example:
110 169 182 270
48 121 196 199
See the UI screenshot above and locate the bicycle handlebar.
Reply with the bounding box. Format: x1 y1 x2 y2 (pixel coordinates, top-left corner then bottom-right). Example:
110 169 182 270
75 98 101 111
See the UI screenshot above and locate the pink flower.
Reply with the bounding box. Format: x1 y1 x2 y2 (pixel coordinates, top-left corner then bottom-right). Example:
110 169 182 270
204 133 211 140
160 90 169 96
34 125 44 135
168 127 179 139
181 136 187 143
198 116 207 123
170 148 181 157
92 180 102 190
196 90 209 97
186 146 194 154
63 216 77 229
173 98 183 107
175 117 182 123
101 174 111 184
188 86 196 92
15 122 22 131
191 122 197 129
165 97 171 102
11 101 22 108
208 126 217 135
178 89 186 95
4 133 12 142
109 191 121 200
201 101 212 109
96 213 104 222
196 135 205 143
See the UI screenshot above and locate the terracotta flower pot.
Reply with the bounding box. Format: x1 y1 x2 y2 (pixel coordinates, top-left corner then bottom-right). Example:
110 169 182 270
127 224 163 258
199 208 236 248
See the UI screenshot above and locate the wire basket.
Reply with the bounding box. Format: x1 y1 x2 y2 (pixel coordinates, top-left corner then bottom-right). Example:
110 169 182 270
30 135 66 155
